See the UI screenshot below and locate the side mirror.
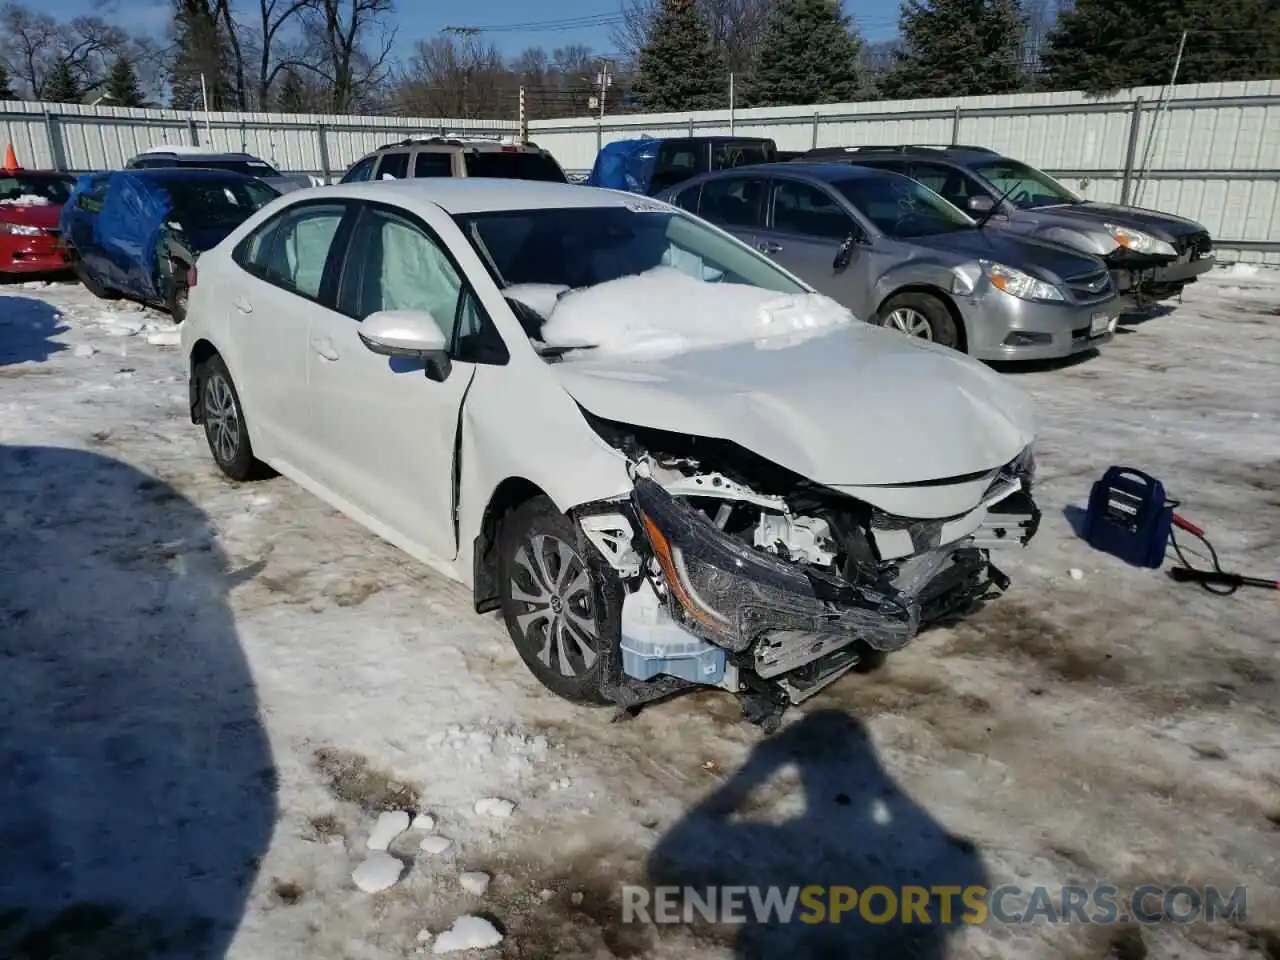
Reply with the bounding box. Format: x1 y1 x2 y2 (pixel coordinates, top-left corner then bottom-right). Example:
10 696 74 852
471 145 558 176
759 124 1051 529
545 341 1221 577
833 234 862 271
967 195 995 214
358 310 452 382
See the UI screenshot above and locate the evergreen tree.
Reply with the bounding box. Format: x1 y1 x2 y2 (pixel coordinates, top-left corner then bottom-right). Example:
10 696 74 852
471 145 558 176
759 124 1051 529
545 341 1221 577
42 61 80 103
0 63 15 101
105 57 146 107
633 0 727 113
170 0 233 110
747 0 862 107
1042 0 1280 94
274 68 308 112
881 0 1028 99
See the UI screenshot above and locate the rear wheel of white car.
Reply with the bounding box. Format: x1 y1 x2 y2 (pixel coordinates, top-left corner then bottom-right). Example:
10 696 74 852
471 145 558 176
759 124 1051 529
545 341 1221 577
498 497 615 705
199 354 264 482
877 292 960 350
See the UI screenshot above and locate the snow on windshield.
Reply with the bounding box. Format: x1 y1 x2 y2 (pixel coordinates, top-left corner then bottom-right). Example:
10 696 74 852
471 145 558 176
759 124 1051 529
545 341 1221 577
537 266 854 360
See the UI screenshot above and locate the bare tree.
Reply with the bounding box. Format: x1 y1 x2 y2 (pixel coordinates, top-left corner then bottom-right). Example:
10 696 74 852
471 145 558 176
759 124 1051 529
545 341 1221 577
252 0 311 107
399 33 511 119
297 0 396 113
611 0 772 75
0 4 128 99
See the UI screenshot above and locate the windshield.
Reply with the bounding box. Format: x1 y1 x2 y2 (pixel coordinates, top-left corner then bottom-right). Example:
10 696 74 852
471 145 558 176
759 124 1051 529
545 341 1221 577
457 205 805 294
463 151 567 183
834 175 975 238
156 178 279 229
0 172 76 205
972 159 1079 208
454 205 813 352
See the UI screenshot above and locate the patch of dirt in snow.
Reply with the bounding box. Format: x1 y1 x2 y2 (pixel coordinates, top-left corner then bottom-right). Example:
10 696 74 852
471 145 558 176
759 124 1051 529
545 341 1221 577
2 269 1279 960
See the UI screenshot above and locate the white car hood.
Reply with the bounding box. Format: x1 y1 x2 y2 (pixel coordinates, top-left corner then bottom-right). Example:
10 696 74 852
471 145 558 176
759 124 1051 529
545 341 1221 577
553 324 1036 487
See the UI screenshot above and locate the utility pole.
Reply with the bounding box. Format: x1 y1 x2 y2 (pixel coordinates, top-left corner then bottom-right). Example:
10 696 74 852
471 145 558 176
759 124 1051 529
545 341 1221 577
596 58 613 122
518 85 528 141
442 26 482 122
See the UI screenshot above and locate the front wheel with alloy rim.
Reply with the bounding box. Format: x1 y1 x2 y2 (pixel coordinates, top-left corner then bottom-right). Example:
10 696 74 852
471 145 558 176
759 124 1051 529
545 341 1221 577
497 497 619 704
199 355 265 481
876 291 961 351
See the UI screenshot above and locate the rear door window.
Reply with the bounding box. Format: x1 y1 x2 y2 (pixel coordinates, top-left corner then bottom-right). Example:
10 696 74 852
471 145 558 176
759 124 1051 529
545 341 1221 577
651 142 703 193
375 151 410 180
414 152 454 177
770 180 855 239
670 183 701 213
698 176 766 229
711 141 774 170
236 202 348 300
907 162 976 210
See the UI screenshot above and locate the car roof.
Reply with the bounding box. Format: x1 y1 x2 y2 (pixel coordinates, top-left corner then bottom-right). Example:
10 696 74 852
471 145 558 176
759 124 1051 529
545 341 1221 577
301 178 650 214
126 167 260 184
691 162 889 184
136 146 258 159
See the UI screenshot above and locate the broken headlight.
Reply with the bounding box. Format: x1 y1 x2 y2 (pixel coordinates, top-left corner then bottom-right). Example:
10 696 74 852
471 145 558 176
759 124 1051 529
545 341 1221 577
632 478 813 652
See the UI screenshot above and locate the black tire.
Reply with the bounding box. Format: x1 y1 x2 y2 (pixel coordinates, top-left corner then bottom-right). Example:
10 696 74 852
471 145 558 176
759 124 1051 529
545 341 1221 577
167 267 190 324
72 257 119 300
198 354 265 482
497 497 618 704
876 291 961 351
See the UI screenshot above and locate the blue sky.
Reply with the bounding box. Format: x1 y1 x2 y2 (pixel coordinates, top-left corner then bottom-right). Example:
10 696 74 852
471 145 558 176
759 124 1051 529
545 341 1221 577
43 0 903 61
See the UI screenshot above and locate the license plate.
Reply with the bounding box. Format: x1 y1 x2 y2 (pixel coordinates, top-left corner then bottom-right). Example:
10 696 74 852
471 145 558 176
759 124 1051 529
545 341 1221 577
1090 312 1116 336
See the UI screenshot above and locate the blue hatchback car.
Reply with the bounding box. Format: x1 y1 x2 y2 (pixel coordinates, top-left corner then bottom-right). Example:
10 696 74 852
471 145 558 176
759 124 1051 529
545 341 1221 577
60 167 279 322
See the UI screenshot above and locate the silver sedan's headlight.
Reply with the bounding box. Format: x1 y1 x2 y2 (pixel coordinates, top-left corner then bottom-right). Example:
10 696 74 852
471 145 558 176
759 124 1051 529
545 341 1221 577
981 261 1064 302
1104 222 1177 257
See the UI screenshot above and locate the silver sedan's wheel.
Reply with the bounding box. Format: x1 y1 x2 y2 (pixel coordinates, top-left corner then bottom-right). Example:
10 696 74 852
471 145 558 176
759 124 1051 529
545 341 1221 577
885 306 933 339
204 372 241 465
509 533 599 678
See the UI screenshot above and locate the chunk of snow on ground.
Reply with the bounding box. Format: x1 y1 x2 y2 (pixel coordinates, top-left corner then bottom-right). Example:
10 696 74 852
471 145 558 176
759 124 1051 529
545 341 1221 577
458 871 490 895
570 891 584 906
0 194 50 205
22 280 49 290
473 797 515 818
73 344 97 357
431 916 503 954
351 852 404 892
419 834 451 854
1069 567 1084 581
146 329 181 346
1219 262 1259 278
537 266 853 360
366 810 410 851
411 812 435 830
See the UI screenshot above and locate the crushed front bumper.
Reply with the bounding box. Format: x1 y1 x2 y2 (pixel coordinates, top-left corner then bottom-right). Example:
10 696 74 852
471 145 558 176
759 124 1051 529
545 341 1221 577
625 475 1039 700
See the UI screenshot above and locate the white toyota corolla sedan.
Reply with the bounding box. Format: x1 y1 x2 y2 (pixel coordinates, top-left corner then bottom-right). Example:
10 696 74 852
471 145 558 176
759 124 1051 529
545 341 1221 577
181 178 1041 728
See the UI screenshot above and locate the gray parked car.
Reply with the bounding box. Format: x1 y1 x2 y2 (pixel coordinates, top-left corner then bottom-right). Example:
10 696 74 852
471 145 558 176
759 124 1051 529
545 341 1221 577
659 163 1121 362
125 147 317 193
802 145 1213 302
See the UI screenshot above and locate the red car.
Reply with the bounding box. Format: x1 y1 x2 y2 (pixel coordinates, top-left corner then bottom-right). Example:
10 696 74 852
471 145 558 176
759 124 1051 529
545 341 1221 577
0 167 77 277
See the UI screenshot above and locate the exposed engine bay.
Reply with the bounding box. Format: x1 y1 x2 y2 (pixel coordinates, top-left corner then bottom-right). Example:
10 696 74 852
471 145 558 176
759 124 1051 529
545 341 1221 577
573 413 1041 728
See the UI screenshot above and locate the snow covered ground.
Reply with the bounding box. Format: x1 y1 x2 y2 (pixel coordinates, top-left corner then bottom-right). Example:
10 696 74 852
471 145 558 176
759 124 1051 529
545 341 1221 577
1 268 1277 960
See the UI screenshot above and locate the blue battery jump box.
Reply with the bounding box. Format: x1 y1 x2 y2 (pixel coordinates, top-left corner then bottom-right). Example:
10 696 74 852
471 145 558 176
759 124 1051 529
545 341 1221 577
1081 466 1174 569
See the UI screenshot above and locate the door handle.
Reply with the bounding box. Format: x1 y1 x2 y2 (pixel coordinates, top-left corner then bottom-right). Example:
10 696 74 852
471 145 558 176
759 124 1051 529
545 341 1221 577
311 337 338 361
233 298 253 314
757 240 783 254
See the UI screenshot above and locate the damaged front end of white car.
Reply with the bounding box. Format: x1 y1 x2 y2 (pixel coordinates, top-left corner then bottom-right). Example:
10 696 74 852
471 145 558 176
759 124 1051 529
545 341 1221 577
569 417 1040 731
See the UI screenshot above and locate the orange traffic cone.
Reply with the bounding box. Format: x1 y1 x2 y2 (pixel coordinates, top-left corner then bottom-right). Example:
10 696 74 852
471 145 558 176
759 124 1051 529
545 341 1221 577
1 143 18 172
